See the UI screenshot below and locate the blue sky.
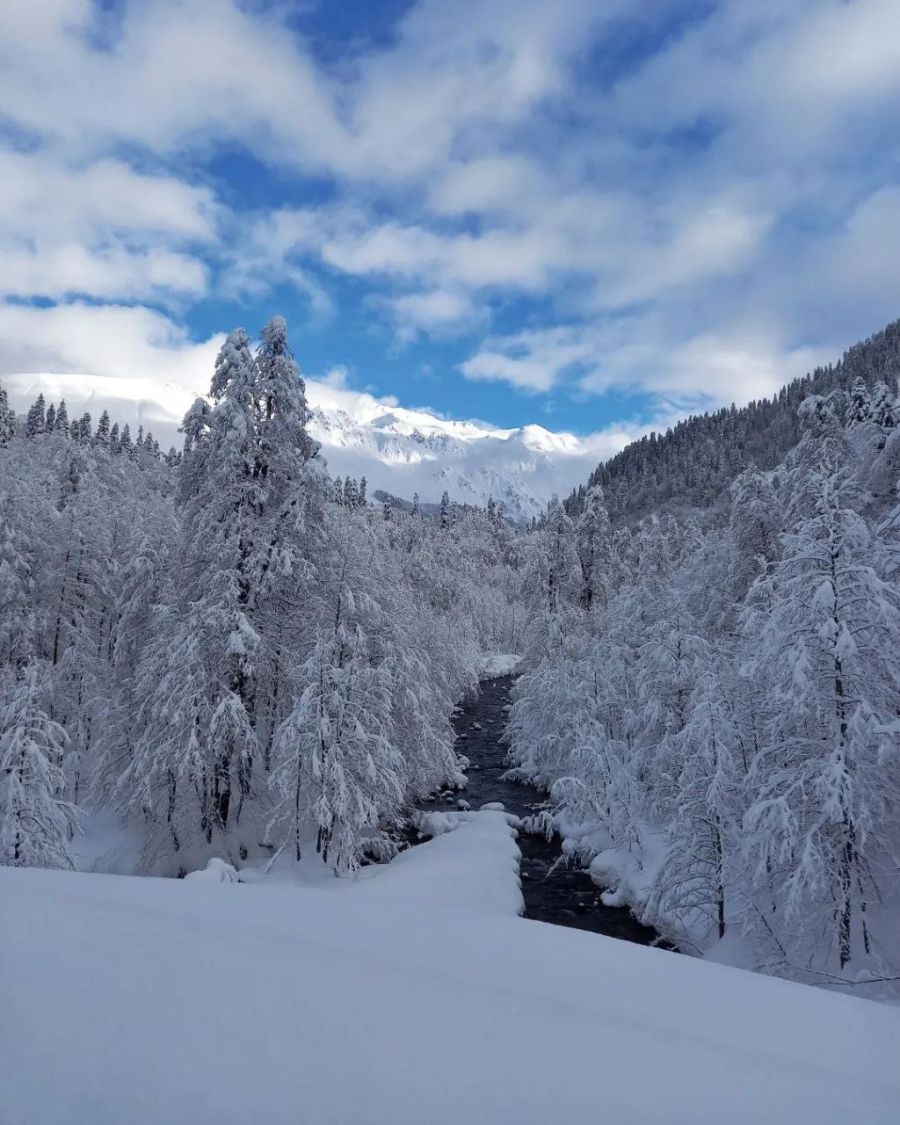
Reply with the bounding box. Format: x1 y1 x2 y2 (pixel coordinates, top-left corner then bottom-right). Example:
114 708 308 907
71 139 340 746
0 0 898 445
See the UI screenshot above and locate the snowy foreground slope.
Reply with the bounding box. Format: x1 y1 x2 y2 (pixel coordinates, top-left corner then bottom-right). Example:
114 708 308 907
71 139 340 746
2 814 898 1125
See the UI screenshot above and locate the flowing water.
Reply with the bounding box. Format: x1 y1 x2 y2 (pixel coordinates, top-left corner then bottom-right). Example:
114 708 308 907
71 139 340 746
425 673 664 946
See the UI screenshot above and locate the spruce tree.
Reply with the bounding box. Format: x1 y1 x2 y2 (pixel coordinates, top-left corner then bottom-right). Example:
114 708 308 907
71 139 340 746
25 394 45 437
0 382 16 446
0 664 79 869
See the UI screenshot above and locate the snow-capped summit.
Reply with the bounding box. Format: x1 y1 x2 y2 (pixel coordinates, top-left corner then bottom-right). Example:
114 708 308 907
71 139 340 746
306 377 630 522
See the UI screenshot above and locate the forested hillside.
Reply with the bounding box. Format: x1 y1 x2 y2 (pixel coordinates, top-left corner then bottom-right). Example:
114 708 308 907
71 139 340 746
512 350 900 989
0 319 521 878
566 317 900 524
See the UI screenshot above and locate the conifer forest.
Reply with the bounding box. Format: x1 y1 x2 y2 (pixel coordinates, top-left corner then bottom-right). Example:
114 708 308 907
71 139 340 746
3 316 900 994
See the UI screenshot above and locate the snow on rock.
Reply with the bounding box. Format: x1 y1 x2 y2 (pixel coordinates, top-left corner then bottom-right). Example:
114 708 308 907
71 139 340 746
479 801 505 812
585 831 669 921
1 820 899 1125
184 858 240 884
413 810 461 838
479 652 523 679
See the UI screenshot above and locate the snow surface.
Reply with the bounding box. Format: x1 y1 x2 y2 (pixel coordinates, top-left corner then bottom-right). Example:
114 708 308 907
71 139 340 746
478 651 523 679
2 811 898 1125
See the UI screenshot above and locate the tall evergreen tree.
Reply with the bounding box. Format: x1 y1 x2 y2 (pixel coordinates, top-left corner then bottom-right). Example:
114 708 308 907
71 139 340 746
575 484 613 611
54 400 69 438
0 664 78 869
25 394 45 438
0 382 16 447
742 445 900 969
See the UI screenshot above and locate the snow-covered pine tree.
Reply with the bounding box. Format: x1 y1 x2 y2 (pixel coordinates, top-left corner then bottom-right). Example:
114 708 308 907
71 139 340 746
270 509 400 871
54 400 69 438
343 477 358 510
0 381 16 446
575 483 613 611
742 432 900 971
133 318 326 853
0 496 36 667
846 376 871 427
0 663 79 869
529 497 580 619
782 395 855 526
649 670 743 943
95 410 110 446
869 380 898 430
728 464 781 604
25 395 45 438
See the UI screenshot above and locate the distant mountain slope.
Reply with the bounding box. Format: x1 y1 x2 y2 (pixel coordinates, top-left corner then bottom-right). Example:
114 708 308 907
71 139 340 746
1 369 630 524
307 386 619 523
565 317 900 523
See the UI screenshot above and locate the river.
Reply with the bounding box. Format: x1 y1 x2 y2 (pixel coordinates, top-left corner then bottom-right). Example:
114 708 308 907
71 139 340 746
426 672 664 946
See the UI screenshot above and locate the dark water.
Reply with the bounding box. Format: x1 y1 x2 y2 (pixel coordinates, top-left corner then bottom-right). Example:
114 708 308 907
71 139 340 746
426 673 664 946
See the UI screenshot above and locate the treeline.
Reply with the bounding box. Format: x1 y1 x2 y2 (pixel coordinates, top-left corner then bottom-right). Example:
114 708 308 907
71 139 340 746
510 376 900 985
0 319 520 876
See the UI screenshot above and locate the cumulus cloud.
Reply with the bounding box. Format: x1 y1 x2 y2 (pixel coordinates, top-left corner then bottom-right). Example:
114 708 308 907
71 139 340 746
0 150 217 304
0 303 222 438
0 0 897 435
463 319 832 410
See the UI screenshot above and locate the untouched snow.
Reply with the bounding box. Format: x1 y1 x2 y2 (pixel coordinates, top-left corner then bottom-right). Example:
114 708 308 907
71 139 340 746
2 811 898 1125
479 651 523 679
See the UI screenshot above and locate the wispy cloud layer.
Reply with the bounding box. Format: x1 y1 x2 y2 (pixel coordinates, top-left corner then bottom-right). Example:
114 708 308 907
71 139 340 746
0 0 897 429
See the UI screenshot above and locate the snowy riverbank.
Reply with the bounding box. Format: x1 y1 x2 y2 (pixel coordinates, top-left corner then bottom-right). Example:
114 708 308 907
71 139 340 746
2 810 898 1125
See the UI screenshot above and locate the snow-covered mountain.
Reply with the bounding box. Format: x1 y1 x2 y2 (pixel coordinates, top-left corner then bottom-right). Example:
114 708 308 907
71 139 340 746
307 379 634 522
2 368 637 522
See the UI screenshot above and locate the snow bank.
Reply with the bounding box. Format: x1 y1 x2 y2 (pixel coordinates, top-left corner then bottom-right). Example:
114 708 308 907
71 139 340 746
184 858 240 883
478 652 522 679
2 813 899 1125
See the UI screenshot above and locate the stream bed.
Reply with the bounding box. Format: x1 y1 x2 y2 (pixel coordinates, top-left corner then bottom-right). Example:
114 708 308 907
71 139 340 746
426 673 664 946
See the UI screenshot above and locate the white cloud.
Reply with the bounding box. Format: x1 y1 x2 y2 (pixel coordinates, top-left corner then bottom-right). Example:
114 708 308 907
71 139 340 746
391 290 483 342
0 152 218 244
463 319 832 410
0 245 208 303
0 0 897 436
0 302 222 439
0 150 217 304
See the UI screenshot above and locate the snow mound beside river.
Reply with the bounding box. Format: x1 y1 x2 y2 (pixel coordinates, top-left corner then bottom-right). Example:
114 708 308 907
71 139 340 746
479 652 522 679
